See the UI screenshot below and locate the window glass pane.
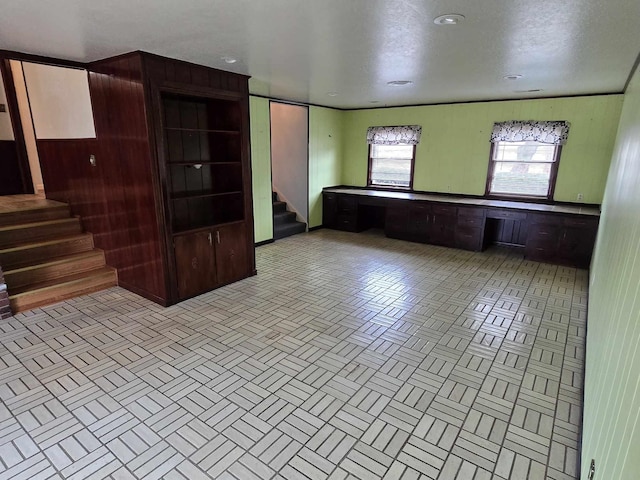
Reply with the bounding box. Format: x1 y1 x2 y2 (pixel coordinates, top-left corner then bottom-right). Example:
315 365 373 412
371 144 414 159
369 145 413 187
490 161 552 197
493 141 556 163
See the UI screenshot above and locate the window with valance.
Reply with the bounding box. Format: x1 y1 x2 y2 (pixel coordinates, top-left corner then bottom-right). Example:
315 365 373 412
486 120 570 199
366 125 422 188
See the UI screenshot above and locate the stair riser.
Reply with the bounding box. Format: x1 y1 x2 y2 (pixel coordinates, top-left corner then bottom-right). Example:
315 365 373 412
0 206 71 227
273 203 287 214
0 235 95 270
6 252 106 289
0 220 82 248
9 271 117 313
274 213 297 226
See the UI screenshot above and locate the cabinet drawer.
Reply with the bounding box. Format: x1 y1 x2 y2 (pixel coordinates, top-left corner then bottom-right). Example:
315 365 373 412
457 206 485 218
527 224 560 242
432 204 456 216
337 196 358 212
335 214 358 231
486 209 527 221
563 216 598 228
455 226 483 251
457 215 484 228
528 213 562 226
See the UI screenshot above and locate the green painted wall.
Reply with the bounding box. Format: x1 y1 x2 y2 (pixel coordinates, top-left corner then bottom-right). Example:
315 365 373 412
249 96 273 243
308 106 343 228
582 68 640 479
342 95 623 204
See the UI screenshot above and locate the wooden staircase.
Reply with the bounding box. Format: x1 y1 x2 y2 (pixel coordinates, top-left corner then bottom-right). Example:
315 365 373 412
0 197 117 313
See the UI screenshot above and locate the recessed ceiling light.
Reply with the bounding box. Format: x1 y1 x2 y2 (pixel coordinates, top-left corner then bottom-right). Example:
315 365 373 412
327 92 339 97
387 80 413 86
504 74 523 80
434 14 465 25
221 56 237 64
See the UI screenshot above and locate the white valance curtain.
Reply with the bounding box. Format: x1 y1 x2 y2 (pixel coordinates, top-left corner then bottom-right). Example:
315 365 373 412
490 120 570 145
366 125 422 145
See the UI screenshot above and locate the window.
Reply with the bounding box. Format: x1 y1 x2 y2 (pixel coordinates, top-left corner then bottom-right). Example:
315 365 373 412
486 120 570 200
366 125 421 189
368 144 416 188
486 141 561 199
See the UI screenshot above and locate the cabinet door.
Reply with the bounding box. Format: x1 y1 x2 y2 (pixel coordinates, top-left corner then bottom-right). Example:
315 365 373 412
323 193 337 228
174 231 217 299
430 206 456 246
214 223 249 286
558 219 598 268
385 203 409 239
408 203 431 240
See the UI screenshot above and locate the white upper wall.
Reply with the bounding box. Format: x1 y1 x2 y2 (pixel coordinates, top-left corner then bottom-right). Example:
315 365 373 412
0 69 15 140
22 62 96 139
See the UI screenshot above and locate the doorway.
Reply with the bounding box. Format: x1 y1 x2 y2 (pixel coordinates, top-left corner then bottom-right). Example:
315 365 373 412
0 61 33 195
270 102 309 225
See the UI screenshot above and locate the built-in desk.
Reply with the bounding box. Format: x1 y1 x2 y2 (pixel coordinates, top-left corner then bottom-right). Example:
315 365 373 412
322 187 600 268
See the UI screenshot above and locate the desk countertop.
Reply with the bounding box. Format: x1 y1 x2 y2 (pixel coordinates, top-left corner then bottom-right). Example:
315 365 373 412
323 187 600 217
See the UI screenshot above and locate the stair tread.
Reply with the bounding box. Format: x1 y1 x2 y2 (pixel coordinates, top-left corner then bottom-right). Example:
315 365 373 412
5 250 105 274
0 233 93 254
9 266 116 297
0 217 79 232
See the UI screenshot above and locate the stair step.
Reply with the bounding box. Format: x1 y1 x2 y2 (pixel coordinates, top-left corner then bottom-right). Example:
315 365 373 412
274 221 306 240
273 201 287 214
274 211 297 226
0 204 71 227
9 266 117 313
0 218 82 249
272 192 279 202
5 250 107 289
0 233 95 270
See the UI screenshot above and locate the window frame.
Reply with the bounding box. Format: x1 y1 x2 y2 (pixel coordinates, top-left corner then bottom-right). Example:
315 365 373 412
367 144 417 190
484 141 563 201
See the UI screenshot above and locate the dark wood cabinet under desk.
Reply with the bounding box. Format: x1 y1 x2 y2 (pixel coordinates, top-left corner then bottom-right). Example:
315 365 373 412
322 188 600 268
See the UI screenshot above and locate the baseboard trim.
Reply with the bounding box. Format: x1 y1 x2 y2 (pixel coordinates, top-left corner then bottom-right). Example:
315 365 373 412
255 239 275 247
118 280 169 307
308 225 324 232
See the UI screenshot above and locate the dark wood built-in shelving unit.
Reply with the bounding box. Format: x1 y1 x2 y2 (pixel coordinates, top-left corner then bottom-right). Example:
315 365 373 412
37 51 255 306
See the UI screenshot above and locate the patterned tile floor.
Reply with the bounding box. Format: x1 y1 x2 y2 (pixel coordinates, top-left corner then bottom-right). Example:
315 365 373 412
0 229 585 480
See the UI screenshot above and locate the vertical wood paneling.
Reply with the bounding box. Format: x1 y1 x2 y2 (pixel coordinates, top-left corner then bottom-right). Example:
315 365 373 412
88 53 167 303
582 67 640 479
249 96 273 243
308 106 343 228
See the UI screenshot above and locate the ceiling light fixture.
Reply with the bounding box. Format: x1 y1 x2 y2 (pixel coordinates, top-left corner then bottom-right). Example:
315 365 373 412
434 14 465 25
370 101 380 104
504 74 523 80
221 56 237 64
387 80 413 86
327 92 339 97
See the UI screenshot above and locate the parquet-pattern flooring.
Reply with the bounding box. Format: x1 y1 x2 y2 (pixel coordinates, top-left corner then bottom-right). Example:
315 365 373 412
0 229 585 479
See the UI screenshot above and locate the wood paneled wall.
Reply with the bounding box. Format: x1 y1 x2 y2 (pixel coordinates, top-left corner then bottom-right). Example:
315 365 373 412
87 54 168 303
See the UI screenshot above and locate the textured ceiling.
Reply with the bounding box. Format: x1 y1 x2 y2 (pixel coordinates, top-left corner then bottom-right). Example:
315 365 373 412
1 0 639 108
